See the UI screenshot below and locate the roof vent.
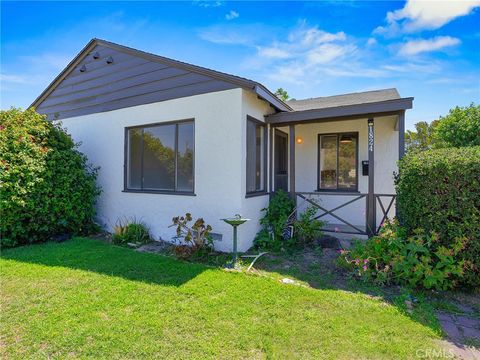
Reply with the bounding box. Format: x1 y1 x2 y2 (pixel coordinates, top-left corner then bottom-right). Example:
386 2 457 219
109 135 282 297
106 56 114 64
79 64 86 72
93 52 100 59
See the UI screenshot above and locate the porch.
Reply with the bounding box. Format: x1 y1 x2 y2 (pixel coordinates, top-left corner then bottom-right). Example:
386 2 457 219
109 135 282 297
266 90 413 237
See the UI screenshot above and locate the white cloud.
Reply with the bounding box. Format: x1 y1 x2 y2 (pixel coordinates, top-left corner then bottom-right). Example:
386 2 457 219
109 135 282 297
398 36 460 56
251 23 367 84
193 1 223 8
228 22 404 84
257 46 291 59
19 53 72 71
306 43 355 65
199 20 450 85
375 0 480 36
257 23 351 64
198 26 254 45
0 73 29 84
287 26 346 45
225 10 239 20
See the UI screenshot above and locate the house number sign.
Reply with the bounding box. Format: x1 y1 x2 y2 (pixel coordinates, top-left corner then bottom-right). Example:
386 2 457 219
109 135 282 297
368 121 374 152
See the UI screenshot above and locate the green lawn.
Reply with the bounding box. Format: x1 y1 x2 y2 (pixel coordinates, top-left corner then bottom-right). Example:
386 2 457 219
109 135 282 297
1 238 442 359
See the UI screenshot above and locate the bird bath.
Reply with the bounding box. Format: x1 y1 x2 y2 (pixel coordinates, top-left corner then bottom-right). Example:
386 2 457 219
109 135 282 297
221 214 250 267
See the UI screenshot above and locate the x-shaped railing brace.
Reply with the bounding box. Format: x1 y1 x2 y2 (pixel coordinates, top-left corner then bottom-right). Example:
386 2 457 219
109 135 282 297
297 193 367 235
375 194 396 234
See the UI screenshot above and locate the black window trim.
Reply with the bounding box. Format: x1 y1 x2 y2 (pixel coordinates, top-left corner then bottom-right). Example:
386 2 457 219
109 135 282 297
123 118 195 195
317 131 359 192
246 115 268 198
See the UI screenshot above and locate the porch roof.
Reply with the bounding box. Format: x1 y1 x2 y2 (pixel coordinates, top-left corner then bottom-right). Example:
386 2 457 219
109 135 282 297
266 89 413 125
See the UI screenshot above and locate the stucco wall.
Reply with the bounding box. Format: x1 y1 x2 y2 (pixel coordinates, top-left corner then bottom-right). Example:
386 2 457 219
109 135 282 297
59 88 251 252
58 86 399 251
238 90 276 250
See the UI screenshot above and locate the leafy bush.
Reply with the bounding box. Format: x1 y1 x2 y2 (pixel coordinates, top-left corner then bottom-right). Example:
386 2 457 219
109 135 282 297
396 146 480 288
339 221 466 290
0 108 100 247
171 213 213 258
254 191 325 250
434 103 480 148
294 206 324 244
253 190 295 250
112 218 151 245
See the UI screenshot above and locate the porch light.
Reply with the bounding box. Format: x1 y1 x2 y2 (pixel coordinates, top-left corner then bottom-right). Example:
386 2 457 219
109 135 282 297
296 137 303 144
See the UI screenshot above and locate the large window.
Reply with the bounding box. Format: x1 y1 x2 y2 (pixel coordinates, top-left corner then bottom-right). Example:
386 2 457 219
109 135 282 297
246 117 267 195
318 132 358 191
126 120 194 193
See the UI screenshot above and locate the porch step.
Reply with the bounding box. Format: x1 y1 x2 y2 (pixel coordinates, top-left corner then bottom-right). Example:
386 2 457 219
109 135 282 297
320 224 368 248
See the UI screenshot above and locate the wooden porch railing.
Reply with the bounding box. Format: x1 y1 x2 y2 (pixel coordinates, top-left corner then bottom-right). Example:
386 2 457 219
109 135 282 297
295 192 396 237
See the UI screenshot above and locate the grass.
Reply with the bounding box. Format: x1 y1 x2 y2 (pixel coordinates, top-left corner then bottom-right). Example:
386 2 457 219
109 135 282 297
1 238 443 359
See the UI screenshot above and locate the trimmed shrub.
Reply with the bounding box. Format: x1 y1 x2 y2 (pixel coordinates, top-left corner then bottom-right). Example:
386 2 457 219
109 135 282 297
0 108 100 247
395 146 480 288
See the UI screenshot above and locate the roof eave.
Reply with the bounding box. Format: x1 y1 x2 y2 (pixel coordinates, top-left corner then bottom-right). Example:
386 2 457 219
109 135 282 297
266 97 413 124
254 85 292 112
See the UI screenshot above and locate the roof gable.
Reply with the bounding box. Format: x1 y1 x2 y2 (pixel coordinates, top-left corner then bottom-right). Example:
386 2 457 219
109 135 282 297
33 39 290 120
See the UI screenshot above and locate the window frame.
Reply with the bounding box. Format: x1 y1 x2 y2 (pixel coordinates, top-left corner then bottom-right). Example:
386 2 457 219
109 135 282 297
245 116 268 198
317 132 359 192
123 118 195 196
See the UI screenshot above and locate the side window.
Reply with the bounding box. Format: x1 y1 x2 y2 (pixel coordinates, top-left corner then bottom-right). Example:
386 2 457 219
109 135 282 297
246 117 266 194
126 120 194 193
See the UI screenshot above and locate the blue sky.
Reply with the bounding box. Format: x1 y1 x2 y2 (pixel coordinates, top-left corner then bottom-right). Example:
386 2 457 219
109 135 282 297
1 1 479 129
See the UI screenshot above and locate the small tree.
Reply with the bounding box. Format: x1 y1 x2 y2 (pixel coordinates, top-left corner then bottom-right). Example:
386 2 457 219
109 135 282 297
274 88 289 102
0 108 101 247
405 120 439 153
434 103 480 148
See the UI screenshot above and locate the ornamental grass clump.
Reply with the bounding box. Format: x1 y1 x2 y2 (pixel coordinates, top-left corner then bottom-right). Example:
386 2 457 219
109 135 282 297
0 108 101 247
112 217 151 245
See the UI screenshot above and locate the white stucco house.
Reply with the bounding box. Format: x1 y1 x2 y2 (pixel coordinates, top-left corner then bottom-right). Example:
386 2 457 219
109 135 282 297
32 39 413 252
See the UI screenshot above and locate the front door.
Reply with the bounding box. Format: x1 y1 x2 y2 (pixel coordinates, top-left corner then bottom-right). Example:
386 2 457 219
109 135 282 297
274 130 288 192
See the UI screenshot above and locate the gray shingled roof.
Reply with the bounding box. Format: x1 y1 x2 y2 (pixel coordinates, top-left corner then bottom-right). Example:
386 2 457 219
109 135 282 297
286 88 401 111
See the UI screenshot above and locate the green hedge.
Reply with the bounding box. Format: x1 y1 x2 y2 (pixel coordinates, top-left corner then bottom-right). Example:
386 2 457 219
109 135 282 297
396 146 480 288
0 108 101 247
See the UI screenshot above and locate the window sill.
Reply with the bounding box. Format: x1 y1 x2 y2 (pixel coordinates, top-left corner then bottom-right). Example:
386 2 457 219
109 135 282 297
245 191 269 198
123 189 196 196
315 189 360 195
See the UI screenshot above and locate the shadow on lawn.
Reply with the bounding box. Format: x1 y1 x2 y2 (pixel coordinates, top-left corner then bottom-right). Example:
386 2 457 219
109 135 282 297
253 247 480 356
252 248 445 333
1 237 207 287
